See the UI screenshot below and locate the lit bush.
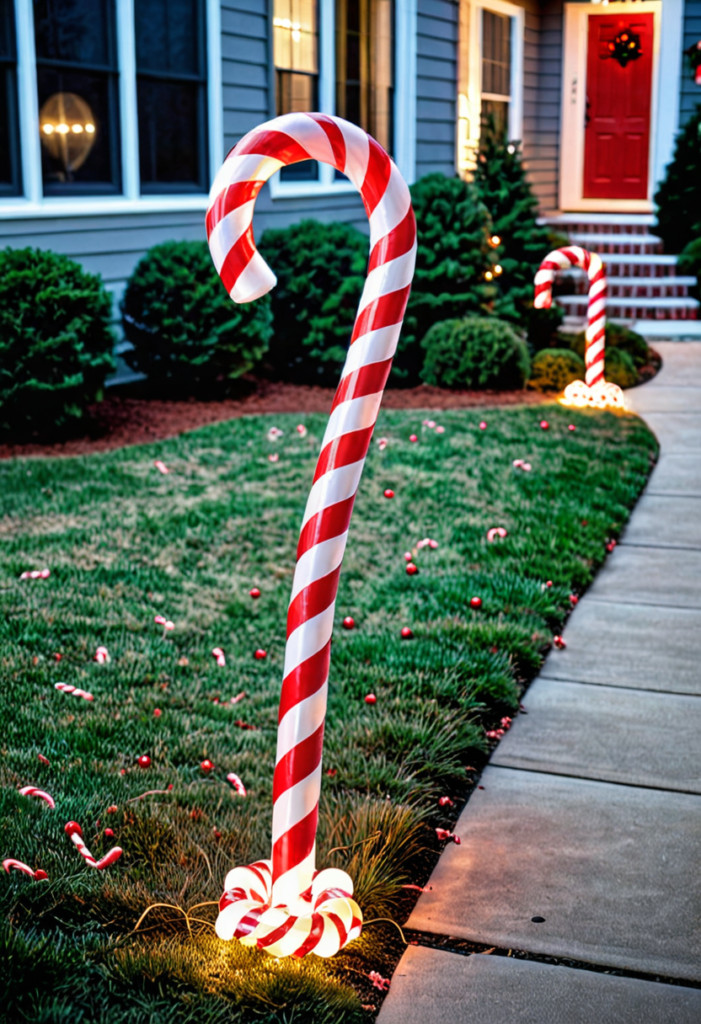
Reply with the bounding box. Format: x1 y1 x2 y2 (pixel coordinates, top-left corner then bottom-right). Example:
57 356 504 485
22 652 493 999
529 348 585 392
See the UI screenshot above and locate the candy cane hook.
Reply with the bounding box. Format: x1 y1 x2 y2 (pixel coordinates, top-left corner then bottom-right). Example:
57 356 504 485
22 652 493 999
533 245 625 409
206 112 416 957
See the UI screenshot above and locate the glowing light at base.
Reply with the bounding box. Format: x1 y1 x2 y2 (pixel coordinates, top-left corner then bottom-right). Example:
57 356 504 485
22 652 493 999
216 861 362 958
559 379 627 410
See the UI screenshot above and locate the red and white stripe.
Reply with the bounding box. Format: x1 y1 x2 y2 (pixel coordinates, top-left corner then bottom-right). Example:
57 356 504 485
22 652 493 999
206 112 416 953
64 821 122 869
18 785 55 809
534 246 607 387
55 682 94 701
3 858 48 880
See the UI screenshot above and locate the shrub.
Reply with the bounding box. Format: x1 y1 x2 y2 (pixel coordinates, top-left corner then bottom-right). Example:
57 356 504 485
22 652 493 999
121 240 272 395
0 246 115 438
678 237 701 300
654 106 701 252
420 316 531 390
256 219 368 385
604 347 638 388
398 174 495 383
529 348 585 392
569 323 650 371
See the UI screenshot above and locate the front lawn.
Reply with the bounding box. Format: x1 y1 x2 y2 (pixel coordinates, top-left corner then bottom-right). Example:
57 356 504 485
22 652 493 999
0 403 657 1022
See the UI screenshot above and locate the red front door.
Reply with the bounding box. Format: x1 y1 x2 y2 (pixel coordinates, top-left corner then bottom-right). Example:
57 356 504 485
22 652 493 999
583 13 654 200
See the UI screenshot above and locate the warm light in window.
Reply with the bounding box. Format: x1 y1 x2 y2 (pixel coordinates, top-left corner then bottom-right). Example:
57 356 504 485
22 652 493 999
273 16 301 43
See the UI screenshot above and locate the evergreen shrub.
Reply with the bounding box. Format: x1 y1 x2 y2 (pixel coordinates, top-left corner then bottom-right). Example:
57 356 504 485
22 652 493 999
257 219 368 385
420 316 531 389
121 240 272 395
654 106 701 252
472 122 555 324
604 348 638 389
399 174 494 382
0 246 115 438
529 348 584 392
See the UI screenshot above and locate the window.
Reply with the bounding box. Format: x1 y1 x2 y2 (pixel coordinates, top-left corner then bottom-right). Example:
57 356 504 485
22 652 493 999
34 0 121 194
272 0 400 189
457 0 523 176
2 0 219 209
481 9 510 137
135 0 208 192
0 0 21 195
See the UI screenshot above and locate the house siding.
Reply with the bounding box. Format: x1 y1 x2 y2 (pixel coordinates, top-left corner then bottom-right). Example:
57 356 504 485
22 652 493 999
521 0 562 213
681 0 701 125
416 0 459 178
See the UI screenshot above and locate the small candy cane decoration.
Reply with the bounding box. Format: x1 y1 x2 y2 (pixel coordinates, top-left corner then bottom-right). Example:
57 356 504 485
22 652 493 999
94 645 110 664
55 682 94 701
3 858 48 880
486 527 508 542
20 568 50 580
226 772 247 797
534 246 625 409
64 821 122 869
212 647 226 667
19 786 55 809
207 112 416 957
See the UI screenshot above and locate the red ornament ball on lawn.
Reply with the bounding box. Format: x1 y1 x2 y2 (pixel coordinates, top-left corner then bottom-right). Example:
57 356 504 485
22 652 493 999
137 755 151 769
383 489 395 499
364 693 377 705
568 424 576 432
249 587 261 599
254 648 267 660
64 821 82 837
400 626 413 639
479 421 487 431
406 562 418 576
153 708 162 717
104 828 115 838
553 635 567 649
342 616 355 630
470 596 482 609
409 434 418 442
200 759 214 772
540 420 550 430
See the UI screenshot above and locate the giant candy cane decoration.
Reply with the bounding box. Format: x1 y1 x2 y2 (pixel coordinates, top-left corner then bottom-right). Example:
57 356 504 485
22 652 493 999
534 245 625 409
206 113 416 957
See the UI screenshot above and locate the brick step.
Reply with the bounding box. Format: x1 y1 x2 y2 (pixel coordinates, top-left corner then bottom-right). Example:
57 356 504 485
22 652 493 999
556 294 699 321
586 254 680 277
568 231 664 255
564 275 696 299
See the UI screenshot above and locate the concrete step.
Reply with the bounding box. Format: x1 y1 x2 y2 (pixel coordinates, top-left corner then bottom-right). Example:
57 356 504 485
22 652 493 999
541 212 655 233
563 274 695 298
568 231 664 255
556 294 699 321
601 253 681 277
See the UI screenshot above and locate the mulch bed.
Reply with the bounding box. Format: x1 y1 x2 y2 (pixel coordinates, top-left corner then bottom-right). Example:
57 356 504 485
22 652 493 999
0 379 547 460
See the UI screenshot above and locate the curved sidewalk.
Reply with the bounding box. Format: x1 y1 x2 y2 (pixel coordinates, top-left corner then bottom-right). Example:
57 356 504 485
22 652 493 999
378 342 701 1023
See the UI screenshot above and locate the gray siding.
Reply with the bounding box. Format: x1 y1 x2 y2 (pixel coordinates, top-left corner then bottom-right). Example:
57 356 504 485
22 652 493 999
416 0 458 178
521 0 562 213
680 0 701 125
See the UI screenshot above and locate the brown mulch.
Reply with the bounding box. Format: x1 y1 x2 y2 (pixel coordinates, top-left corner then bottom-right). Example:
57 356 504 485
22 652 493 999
0 379 547 460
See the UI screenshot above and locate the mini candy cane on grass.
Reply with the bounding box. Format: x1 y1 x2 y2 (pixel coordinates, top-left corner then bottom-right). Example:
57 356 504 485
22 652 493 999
207 112 416 957
64 821 122 870
534 246 625 409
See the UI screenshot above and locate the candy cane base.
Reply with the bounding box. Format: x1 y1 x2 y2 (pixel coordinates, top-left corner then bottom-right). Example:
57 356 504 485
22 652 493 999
215 861 362 957
560 378 626 410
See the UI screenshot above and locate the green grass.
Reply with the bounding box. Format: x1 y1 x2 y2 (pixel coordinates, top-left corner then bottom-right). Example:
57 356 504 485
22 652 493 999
0 403 657 1021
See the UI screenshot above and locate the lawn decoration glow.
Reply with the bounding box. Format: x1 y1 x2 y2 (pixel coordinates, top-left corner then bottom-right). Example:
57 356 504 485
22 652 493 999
206 111 416 958
534 246 626 410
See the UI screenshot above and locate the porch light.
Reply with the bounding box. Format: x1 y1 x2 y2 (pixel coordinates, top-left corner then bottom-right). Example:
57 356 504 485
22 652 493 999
39 93 97 176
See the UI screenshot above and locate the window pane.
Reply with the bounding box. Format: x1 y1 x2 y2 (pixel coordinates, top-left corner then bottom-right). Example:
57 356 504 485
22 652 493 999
37 68 119 190
34 0 111 66
273 0 317 72
335 0 393 153
481 98 508 140
0 0 20 194
135 0 200 75
138 78 203 187
482 10 510 98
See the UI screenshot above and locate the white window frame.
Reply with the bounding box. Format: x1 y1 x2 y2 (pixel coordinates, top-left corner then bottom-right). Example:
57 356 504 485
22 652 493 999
2 0 222 219
269 0 417 199
459 0 524 174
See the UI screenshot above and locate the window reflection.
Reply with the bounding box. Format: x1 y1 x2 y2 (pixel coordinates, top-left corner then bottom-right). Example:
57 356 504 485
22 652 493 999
273 0 319 180
335 0 393 154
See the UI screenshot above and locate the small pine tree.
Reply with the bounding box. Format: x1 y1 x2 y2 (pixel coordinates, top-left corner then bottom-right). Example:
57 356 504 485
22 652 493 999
472 120 553 324
654 106 701 252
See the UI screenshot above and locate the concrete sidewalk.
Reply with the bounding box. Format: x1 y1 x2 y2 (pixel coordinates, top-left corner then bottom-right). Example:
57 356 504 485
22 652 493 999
378 343 701 1023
